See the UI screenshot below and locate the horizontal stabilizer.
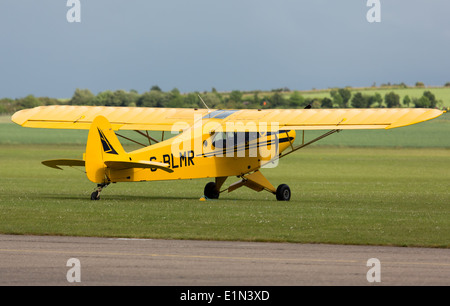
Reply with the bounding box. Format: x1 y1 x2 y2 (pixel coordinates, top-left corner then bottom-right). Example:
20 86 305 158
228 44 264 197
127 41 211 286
42 159 85 170
104 160 174 173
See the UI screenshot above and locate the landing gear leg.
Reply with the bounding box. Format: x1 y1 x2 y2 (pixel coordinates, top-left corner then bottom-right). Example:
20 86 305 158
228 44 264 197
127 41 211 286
90 183 109 200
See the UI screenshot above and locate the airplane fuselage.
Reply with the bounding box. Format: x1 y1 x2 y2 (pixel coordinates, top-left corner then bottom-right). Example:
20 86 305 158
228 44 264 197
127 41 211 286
105 122 295 183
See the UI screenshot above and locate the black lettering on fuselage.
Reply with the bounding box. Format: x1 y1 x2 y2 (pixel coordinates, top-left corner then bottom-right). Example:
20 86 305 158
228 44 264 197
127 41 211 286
149 150 195 171
188 150 195 166
163 154 170 165
180 152 187 167
150 156 157 172
171 154 178 169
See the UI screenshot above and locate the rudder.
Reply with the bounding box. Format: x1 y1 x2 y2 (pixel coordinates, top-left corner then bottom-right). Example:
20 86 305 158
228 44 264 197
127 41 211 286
85 116 127 183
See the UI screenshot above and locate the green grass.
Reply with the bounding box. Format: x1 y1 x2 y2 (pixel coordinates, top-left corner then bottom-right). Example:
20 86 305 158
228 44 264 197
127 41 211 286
242 86 450 107
0 143 449 247
1 114 449 247
300 87 450 106
300 112 450 148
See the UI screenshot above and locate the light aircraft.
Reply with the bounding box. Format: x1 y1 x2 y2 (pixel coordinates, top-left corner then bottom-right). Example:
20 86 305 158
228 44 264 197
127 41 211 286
12 105 444 201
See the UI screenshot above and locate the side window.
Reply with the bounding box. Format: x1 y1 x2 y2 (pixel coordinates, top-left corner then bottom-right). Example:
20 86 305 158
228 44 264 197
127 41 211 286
235 132 258 145
213 132 259 148
212 132 226 148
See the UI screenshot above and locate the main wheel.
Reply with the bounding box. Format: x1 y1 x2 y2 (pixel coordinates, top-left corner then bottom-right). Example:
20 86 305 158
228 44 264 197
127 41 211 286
276 184 291 201
90 190 100 201
204 182 220 199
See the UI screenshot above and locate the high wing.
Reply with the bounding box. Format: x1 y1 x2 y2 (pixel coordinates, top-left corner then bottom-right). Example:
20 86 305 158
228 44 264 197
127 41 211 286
219 108 444 130
12 105 210 131
12 105 444 131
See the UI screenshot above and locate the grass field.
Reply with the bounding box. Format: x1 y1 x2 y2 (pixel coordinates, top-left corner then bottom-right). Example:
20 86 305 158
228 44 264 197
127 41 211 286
300 87 450 107
242 86 450 107
0 116 449 247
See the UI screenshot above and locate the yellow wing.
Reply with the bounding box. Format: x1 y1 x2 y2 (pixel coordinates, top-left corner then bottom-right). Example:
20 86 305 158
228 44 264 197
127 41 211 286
12 105 444 131
11 105 210 131
218 108 444 130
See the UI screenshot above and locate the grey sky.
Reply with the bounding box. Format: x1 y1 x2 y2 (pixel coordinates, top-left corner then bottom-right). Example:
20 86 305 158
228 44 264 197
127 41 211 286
1 0 449 99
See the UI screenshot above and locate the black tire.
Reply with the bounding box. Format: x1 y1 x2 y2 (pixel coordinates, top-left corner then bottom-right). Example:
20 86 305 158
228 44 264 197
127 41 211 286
276 184 291 201
90 190 100 201
204 182 219 199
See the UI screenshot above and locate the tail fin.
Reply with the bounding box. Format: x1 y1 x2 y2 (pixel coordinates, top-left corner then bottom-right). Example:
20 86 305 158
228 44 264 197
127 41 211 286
85 116 127 183
85 116 173 183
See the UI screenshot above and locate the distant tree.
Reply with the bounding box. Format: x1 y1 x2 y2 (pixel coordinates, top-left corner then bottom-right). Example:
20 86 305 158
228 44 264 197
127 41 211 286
18 95 41 109
403 95 411 107
229 90 243 103
305 99 321 109
184 92 201 108
445 82 450 87
0 98 14 113
330 89 346 108
415 82 425 88
270 92 286 108
423 91 437 108
413 96 431 108
252 92 260 106
166 88 184 108
288 91 305 108
70 89 95 105
112 89 138 106
150 85 162 92
202 92 221 108
321 97 333 108
93 90 114 106
338 88 352 107
137 90 167 107
384 91 401 108
351 92 368 108
333 94 344 108
126 90 140 107
211 88 223 102
367 93 383 107
37 97 60 106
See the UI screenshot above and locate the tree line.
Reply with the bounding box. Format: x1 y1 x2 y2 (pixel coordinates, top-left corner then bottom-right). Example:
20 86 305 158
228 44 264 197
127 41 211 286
0 85 446 114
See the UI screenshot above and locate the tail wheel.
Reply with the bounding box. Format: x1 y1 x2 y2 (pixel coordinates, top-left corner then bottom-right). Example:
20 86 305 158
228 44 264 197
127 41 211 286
276 184 291 201
90 190 100 200
90 183 109 201
204 182 220 199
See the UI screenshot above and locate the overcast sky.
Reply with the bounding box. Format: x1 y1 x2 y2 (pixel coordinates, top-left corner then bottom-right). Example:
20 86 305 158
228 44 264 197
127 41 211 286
1 0 449 99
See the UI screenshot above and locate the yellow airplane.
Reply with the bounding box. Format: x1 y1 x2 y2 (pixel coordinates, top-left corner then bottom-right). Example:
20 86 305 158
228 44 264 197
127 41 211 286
12 105 444 201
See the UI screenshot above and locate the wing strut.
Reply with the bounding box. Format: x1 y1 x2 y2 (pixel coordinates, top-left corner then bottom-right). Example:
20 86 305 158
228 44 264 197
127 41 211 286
279 129 341 159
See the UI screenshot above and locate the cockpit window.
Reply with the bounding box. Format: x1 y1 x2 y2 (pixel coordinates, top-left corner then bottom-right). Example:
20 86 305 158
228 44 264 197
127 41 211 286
212 132 259 148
